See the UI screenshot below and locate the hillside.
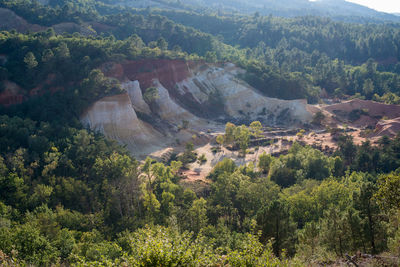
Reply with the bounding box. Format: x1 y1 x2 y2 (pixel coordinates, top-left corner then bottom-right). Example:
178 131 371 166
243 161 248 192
81 60 311 158
0 0 400 266
117 0 400 23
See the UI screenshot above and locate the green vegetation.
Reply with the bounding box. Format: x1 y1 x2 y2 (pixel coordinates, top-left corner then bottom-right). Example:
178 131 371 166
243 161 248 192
143 87 159 104
311 111 325 126
177 142 197 168
1 0 400 103
0 0 400 265
2 116 400 265
221 122 264 157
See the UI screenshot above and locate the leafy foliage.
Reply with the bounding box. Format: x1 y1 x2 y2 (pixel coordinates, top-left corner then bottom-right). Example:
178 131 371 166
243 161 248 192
1 0 400 265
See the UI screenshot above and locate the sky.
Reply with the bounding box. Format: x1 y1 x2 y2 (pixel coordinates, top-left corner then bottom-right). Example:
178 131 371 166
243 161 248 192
346 0 400 14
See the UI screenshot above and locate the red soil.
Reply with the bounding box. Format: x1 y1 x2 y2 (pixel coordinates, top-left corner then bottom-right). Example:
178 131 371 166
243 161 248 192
323 99 400 128
180 169 210 183
0 81 24 106
103 59 204 90
121 59 194 90
101 62 125 80
372 117 400 138
325 99 400 119
30 74 64 96
0 74 65 106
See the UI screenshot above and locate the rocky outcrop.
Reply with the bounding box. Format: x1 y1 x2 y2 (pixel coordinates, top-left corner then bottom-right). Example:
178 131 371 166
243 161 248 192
324 99 400 119
104 60 312 125
83 60 313 157
81 93 166 157
81 90 203 158
151 79 213 129
323 99 400 127
122 80 152 115
120 59 195 90
372 117 400 138
174 63 312 125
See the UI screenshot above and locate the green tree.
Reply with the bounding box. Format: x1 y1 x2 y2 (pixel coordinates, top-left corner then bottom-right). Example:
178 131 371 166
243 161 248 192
156 37 168 50
216 135 224 147
81 69 121 99
143 87 160 104
257 199 296 256
41 49 54 63
24 52 38 69
375 173 400 211
208 158 236 181
296 221 321 259
354 182 384 254
311 111 325 125
258 152 273 174
269 163 297 187
234 125 250 157
54 229 76 260
54 42 70 60
363 79 374 97
13 223 58 265
224 122 236 145
140 158 161 221
205 51 217 62
319 206 352 257
188 198 208 234
249 121 263 138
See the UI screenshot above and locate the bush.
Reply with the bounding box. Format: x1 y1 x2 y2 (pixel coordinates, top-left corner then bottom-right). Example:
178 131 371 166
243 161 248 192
198 154 207 165
122 226 216 266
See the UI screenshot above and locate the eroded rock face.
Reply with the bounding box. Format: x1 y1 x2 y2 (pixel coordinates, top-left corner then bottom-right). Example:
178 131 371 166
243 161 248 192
323 99 400 127
174 64 312 125
373 117 400 138
151 79 213 130
82 60 313 157
81 93 165 157
121 59 194 90
104 60 312 125
122 80 152 115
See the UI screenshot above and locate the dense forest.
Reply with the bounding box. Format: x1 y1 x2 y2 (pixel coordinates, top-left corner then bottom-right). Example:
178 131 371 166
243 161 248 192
0 0 400 266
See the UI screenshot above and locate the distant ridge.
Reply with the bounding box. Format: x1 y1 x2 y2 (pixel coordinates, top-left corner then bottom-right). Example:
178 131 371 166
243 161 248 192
119 0 400 23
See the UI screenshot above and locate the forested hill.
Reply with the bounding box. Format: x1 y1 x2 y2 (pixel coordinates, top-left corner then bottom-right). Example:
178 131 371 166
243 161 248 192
1 0 400 105
0 0 400 266
111 0 400 23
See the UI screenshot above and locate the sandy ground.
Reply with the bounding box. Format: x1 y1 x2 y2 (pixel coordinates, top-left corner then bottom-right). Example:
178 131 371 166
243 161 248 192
181 137 296 182
140 99 400 185
179 126 380 183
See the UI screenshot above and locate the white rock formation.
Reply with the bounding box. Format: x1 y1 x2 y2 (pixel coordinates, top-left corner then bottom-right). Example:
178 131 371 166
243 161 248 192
151 79 214 130
81 62 313 157
80 93 164 157
175 64 312 125
122 80 152 115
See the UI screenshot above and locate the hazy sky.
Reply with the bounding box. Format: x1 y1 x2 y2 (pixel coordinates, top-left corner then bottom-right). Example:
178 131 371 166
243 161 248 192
346 0 400 13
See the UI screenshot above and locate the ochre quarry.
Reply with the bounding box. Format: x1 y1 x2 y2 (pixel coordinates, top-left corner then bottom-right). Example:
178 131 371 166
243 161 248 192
80 93 166 158
81 60 313 157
